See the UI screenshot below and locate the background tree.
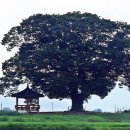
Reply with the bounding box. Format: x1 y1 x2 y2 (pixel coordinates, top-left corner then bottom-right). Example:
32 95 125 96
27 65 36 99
1 12 130 111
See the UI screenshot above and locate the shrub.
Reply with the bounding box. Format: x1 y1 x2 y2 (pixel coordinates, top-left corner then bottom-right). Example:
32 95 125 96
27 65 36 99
0 111 21 116
0 116 8 121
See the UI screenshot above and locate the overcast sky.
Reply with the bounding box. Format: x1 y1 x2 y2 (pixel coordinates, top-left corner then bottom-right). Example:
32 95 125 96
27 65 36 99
0 0 130 112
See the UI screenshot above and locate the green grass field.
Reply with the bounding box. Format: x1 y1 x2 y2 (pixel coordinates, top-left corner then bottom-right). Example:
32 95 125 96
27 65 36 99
0 112 130 129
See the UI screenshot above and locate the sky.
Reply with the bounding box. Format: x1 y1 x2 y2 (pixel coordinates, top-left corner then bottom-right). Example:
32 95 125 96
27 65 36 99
0 0 130 112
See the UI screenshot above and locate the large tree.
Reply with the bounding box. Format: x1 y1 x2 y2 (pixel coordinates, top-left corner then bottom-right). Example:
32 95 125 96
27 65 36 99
1 12 130 111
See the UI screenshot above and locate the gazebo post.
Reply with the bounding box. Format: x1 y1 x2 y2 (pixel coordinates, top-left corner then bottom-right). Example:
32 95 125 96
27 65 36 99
16 97 18 112
26 98 29 113
37 98 39 112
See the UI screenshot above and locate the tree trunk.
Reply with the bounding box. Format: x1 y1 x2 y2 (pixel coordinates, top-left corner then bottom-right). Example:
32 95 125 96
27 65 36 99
70 94 84 112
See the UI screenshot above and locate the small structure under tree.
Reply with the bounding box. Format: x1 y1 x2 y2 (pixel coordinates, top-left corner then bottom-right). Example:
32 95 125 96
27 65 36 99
11 85 43 113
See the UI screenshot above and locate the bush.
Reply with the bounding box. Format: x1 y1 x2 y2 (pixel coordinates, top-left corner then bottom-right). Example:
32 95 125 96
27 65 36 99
0 116 8 121
0 111 21 116
13 117 25 122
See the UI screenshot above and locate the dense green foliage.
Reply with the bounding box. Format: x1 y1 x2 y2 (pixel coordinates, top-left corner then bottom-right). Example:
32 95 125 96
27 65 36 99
1 12 130 111
0 113 130 129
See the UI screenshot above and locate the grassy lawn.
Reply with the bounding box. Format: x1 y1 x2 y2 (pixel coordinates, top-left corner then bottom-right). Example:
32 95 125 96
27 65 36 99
0 112 130 129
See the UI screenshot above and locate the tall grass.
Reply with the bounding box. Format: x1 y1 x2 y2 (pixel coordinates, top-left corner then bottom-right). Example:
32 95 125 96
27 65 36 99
0 113 130 129
1 112 130 122
0 122 130 130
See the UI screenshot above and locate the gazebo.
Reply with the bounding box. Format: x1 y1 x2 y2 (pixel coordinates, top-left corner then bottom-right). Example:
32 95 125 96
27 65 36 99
11 85 43 113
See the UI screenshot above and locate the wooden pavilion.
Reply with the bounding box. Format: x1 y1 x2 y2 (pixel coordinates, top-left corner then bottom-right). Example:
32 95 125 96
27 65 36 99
11 85 43 113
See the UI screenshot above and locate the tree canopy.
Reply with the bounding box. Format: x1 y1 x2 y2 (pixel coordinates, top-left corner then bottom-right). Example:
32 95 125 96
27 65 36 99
1 12 130 111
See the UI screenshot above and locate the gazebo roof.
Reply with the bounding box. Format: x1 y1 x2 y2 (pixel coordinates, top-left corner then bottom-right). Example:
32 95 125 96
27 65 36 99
11 86 43 98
